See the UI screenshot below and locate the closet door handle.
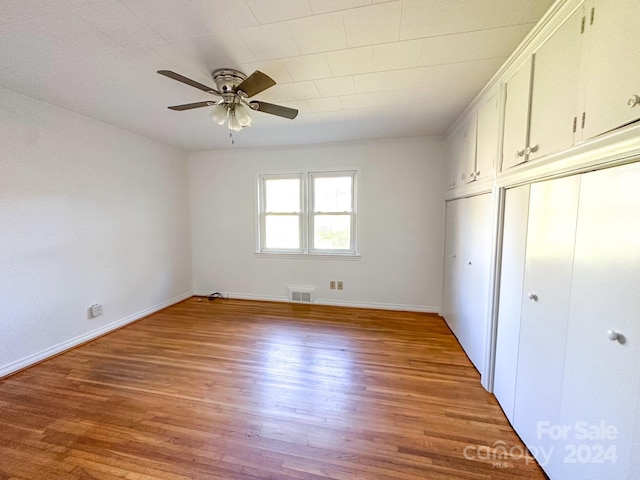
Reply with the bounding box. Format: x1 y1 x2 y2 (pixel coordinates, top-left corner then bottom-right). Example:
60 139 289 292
607 330 625 344
628 95 640 108
527 292 538 302
525 144 539 155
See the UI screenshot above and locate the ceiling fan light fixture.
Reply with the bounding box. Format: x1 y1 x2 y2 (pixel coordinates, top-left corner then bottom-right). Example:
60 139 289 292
235 103 252 127
227 109 243 132
210 103 228 125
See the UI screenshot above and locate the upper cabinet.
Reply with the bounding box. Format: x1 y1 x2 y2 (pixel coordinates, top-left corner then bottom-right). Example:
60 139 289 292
502 4 584 170
446 114 477 189
582 0 640 139
528 6 584 161
447 92 500 190
500 0 640 172
449 0 640 181
502 57 533 170
475 92 500 181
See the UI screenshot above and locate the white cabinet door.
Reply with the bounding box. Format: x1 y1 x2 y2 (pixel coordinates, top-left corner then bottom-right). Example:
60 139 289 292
462 116 478 184
513 175 581 470
502 57 533 171
557 162 640 480
476 93 500 181
446 128 464 189
494 184 530 423
583 0 640 140
528 5 584 161
447 117 478 188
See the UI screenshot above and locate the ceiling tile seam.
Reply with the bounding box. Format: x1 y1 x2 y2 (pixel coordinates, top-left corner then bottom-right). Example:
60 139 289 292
454 0 474 34
282 23 304 79
516 0 538 24
71 6 136 53
241 1 393 26
253 25 521 67
396 0 406 47
241 0 260 26
27 12 123 56
116 0 173 44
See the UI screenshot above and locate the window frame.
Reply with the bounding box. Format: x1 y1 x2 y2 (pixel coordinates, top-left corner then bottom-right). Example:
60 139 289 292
308 171 357 255
258 173 305 254
257 169 358 257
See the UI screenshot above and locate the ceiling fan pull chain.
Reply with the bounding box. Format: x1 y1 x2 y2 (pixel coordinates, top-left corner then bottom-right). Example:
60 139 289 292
230 132 235 146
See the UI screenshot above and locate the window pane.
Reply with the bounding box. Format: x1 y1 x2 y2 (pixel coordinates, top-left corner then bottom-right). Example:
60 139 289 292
313 215 351 250
314 176 352 212
265 215 300 249
265 178 300 213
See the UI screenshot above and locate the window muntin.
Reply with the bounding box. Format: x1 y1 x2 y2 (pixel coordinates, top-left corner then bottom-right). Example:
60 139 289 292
258 170 356 255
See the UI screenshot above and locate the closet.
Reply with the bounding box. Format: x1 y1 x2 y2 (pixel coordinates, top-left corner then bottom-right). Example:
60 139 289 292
494 162 640 479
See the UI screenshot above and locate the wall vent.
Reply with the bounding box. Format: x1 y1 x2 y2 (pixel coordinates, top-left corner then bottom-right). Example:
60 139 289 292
287 285 316 303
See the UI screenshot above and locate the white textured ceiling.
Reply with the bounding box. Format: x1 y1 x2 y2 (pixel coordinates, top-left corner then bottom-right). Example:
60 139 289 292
0 0 554 151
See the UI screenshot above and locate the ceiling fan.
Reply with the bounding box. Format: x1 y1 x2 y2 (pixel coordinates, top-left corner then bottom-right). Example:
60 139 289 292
157 68 298 131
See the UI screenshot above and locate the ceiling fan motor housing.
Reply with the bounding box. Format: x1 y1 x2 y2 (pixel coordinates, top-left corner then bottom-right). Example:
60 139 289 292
212 68 247 96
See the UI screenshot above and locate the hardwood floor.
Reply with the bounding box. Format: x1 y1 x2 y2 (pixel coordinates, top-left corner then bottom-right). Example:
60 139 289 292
0 298 547 480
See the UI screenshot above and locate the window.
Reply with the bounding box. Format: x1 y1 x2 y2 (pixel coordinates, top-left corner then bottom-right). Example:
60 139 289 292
258 170 357 255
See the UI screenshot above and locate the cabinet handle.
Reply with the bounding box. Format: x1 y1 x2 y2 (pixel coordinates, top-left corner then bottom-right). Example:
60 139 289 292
451 254 456 258
475 170 481 177
628 95 640 108
515 149 525 158
527 292 538 302
525 144 539 155
467 261 472 265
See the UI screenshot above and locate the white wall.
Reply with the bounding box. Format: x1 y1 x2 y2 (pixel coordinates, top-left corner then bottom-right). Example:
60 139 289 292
189 137 446 311
0 86 192 376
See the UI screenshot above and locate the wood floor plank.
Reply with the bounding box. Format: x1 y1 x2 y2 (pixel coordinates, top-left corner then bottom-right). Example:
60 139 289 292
0 298 547 479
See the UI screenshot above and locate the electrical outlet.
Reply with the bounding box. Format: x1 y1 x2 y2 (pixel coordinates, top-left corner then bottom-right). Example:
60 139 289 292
330 280 336 290
337 281 343 290
90 304 103 317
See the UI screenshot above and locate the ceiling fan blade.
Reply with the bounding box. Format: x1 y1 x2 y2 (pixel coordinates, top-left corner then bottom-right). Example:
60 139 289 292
157 70 217 94
250 101 298 120
236 71 276 97
168 101 215 111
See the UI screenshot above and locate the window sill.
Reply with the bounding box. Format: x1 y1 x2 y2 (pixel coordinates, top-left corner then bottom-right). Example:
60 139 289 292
254 252 361 261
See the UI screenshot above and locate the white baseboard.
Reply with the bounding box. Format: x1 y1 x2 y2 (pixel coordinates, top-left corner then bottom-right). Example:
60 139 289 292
316 299 438 313
194 290 438 313
0 292 192 378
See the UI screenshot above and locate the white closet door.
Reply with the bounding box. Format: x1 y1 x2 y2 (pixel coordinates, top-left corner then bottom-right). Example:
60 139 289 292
513 175 581 470
583 0 640 139
442 199 463 335
494 185 530 422
528 5 583 160
558 162 640 479
457 193 493 375
501 57 532 171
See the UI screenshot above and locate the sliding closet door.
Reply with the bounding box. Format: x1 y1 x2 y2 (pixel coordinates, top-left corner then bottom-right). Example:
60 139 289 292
494 185 530 422
513 175 581 468
558 162 640 479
